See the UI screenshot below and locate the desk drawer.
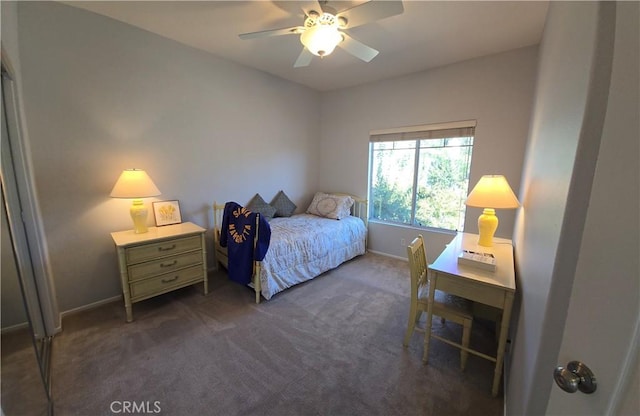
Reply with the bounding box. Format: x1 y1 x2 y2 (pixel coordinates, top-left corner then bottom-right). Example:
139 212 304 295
127 251 202 282
433 272 506 308
125 236 201 264
130 265 203 299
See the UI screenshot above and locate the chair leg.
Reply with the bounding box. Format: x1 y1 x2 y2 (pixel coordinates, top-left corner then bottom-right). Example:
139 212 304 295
403 305 418 346
495 312 503 343
460 317 472 371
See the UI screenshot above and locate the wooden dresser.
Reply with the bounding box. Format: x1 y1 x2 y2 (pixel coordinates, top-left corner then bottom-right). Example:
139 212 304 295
110 222 208 322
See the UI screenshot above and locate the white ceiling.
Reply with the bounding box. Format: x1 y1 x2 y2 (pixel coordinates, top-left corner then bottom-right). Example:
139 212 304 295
63 1 549 92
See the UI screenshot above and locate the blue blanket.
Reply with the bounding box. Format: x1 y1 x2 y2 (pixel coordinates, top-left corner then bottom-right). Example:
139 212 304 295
219 201 271 285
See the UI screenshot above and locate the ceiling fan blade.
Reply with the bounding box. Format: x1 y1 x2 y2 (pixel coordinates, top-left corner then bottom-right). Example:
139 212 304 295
239 26 305 40
301 1 324 18
337 0 404 29
294 48 314 68
339 33 379 62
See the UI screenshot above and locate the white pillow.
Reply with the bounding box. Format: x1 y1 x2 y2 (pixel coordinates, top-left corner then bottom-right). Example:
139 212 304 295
306 192 354 220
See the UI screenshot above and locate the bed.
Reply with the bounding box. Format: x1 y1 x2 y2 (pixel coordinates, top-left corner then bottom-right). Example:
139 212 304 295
213 193 368 303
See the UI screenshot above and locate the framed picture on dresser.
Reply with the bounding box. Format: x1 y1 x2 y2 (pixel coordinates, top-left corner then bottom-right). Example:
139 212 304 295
152 200 182 226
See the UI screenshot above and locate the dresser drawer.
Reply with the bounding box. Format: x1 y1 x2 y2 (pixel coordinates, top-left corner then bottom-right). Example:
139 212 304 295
112 222 209 322
127 251 203 282
125 235 201 265
129 265 203 299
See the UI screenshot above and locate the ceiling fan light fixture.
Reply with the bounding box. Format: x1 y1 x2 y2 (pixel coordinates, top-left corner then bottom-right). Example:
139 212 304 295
300 24 342 57
240 1 404 67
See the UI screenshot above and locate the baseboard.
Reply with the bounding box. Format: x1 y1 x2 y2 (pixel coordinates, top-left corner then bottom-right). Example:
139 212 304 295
2 319 63 336
59 295 122 321
55 255 395 323
367 249 408 262
58 270 225 324
1 321 29 334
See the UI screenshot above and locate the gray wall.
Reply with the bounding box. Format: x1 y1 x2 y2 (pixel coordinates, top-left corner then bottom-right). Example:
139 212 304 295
507 2 639 413
549 4 639 413
508 2 601 410
2 0 60 334
12 2 540 317
319 46 538 259
16 2 320 312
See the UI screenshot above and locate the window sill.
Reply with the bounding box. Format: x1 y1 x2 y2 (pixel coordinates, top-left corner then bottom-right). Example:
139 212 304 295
367 219 458 236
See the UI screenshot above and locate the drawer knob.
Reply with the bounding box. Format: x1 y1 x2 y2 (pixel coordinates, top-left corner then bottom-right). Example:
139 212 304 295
158 244 176 252
160 260 178 268
161 276 179 284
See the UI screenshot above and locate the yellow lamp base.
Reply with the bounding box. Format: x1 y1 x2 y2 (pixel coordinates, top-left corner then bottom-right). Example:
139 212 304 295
477 208 498 247
130 199 149 234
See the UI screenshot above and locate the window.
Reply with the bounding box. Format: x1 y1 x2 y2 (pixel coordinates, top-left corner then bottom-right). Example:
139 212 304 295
368 121 475 232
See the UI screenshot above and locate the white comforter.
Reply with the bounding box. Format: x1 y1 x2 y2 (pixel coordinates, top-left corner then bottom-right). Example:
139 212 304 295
258 214 367 300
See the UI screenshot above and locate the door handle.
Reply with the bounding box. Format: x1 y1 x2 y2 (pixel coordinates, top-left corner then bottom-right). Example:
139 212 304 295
553 361 597 394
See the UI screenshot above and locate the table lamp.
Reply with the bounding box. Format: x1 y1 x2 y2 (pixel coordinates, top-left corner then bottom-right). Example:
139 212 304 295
110 169 161 234
465 175 520 247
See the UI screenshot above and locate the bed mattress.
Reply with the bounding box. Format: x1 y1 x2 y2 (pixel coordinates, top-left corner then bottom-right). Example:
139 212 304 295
258 213 367 300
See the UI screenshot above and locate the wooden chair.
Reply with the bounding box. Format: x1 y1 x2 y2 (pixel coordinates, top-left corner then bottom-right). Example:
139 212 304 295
403 235 474 370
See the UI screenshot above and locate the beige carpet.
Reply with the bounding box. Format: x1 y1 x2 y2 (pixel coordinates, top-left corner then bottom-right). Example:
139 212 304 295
1 327 51 416
51 252 503 415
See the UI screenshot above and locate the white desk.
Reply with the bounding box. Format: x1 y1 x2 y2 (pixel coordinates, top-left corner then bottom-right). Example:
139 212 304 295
426 232 515 397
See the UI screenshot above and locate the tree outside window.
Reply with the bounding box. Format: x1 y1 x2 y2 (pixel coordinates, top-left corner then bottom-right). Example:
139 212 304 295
369 130 473 232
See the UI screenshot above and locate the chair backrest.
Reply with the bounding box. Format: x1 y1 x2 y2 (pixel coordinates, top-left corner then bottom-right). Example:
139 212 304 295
406 235 429 298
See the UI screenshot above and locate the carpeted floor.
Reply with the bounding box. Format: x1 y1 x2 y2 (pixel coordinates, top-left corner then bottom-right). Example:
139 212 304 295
1 327 51 416
49 252 503 415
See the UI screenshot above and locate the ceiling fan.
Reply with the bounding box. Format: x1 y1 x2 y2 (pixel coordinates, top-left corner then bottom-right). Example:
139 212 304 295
239 1 404 68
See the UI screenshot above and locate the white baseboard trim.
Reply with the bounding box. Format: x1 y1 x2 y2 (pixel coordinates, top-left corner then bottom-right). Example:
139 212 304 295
367 249 408 262
56 254 398 324
1 321 29 334
59 295 122 320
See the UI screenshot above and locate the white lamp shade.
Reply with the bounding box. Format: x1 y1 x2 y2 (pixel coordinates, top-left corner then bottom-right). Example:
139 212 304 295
465 175 520 209
110 169 161 199
300 25 342 56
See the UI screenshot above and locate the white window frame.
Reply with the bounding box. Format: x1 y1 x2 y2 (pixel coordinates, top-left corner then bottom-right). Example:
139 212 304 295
368 120 476 232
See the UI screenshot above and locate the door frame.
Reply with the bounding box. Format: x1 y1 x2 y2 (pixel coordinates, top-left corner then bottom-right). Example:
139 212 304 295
1 46 59 335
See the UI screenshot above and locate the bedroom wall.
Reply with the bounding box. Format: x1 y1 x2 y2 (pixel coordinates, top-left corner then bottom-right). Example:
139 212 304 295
15 1 320 313
506 2 601 412
319 46 538 258
509 2 639 414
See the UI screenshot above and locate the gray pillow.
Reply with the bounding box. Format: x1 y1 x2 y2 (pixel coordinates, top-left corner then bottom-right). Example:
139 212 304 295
270 190 296 217
246 193 277 220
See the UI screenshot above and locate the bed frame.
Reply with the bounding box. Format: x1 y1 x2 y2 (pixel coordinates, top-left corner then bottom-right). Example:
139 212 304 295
213 194 368 304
